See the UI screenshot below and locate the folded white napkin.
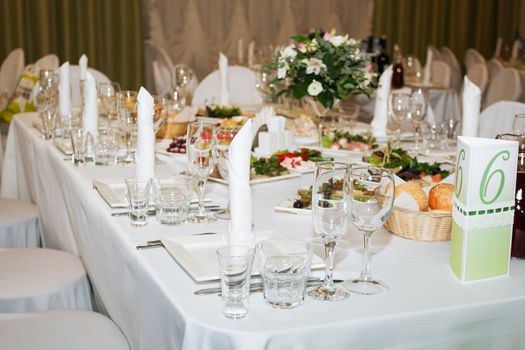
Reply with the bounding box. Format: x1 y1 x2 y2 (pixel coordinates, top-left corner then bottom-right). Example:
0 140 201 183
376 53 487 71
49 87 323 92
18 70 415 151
58 62 71 118
461 76 481 137
228 119 254 247
267 116 285 133
511 40 521 60
82 71 98 136
251 106 275 140
248 41 255 68
371 66 393 137
423 48 433 85
219 53 230 105
79 54 88 80
136 87 155 179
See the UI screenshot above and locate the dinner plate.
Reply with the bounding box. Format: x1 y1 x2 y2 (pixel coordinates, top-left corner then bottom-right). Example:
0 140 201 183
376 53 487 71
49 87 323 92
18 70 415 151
274 188 311 215
161 231 324 282
209 172 301 185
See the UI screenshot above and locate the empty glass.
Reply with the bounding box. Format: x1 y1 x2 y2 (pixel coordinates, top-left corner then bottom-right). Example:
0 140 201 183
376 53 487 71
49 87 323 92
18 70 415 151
409 88 427 150
95 128 118 165
307 162 351 301
125 177 152 227
345 166 394 295
337 102 360 131
172 64 195 105
153 95 168 134
255 70 276 104
118 90 138 163
443 118 460 148
258 238 312 309
389 92 411 146
39 109 57 140
217 246 255 319
98 82 120 127
422 122 445 153
70 127 87 166
153 176 191 225
514 113 525 135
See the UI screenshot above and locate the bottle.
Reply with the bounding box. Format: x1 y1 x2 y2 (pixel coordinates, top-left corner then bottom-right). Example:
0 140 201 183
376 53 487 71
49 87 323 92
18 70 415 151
391 44 404 89
376 35 390 74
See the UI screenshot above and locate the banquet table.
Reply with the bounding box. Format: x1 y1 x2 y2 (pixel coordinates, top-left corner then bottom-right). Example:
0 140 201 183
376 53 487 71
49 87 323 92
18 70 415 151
2 112 525 350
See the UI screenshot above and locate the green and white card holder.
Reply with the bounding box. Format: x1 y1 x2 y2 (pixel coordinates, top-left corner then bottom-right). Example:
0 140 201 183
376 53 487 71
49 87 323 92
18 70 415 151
450 136 519 281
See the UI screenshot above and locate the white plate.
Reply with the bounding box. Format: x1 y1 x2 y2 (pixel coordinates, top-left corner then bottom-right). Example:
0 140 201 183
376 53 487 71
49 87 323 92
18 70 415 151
274 188 311 215
161 231 324 282
209 172 301 185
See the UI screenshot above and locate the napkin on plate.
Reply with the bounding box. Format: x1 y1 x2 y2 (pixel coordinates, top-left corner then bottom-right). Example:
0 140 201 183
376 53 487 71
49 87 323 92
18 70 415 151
423 48 432 85
79 54 88 81
58 62 71 118
219 53 230 106
461 76 481 137
82 71 98 136
228 119 254 247
136 87 155 179
371 66 393 137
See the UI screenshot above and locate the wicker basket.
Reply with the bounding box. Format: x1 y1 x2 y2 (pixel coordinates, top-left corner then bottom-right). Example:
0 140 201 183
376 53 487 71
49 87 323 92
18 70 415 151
384 207 452 242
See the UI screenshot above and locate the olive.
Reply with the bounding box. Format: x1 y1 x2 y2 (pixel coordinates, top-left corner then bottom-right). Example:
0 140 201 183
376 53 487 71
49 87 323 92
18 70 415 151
293 200 304 209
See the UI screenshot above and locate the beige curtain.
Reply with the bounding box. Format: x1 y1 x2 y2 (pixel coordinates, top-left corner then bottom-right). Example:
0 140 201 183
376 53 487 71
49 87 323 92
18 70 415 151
0 0 143 90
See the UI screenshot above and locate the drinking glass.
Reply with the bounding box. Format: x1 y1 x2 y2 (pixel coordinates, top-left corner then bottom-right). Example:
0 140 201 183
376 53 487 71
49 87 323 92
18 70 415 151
388 92 411 146
217 246 255 319
172 64 194 105
70 127 87 166
118 90 138 163
95 128 118 165
255 70 276 104
214 124 241 220
125 177 152 227
409 88 427 150
39 109 57 140
422 122 445 153
98 82 121 127
345 166 394 295
337 102 360 131
514 113 525 135
186 121 216 223
258 238 312 309
152 95 168 134
307 161 351 301
153 176 191 225
443 118 460 148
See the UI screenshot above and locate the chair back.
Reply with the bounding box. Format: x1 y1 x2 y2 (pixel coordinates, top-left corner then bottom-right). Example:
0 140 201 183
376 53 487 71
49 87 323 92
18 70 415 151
464 48 486 72
483 68 522 110
430 61 451 88
478 101 525 138
0 48 25 109
152 60 172 96
34 54 59 70
441 47 462 92
428 46 443 61
466 63 489 95
487 58 504 81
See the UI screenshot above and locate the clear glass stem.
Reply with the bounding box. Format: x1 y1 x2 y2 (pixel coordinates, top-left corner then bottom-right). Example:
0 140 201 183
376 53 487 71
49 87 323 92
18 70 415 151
414 124 420 149
395 127 401 147
360 233 372 281
197 179 206 216
323 240 336 291
125 132 132 160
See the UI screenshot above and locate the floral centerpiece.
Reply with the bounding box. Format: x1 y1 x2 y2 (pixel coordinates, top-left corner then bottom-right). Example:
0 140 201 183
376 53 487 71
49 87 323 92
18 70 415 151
265 29 376 110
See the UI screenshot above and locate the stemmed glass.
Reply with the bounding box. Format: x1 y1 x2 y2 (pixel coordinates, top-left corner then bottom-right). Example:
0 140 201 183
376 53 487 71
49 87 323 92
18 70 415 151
388 92 411 147
117 90 138 163
187 121 217 223
513 113 525 135
172 64 194 105
36 69 59 139
214 124 242 220
307 162 351 301
255 70 276 104
409 88 427 151
98 82 121 128
152 95 168 135
345 166 394 295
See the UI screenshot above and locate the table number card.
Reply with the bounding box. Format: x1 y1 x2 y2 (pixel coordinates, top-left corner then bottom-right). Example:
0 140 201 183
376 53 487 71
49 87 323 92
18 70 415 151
450 136 518 281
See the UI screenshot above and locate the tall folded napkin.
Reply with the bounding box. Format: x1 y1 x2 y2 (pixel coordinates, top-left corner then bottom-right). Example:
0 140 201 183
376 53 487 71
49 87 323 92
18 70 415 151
371 66 393 137
511 40 521 60
461 76 481 137
79 54 88 81
82 71 98 136
136 87 155 179
248 41 255 68
219 53 230 106
228 119 254 247
252 106 275 139
58 62 71 118
423 48 433 85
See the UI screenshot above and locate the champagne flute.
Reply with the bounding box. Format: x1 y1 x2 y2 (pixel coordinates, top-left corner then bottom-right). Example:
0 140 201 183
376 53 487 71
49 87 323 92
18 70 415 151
345 166 394 295
117 90 137 163
388 92 411 147
187 121 217 223
409 88 427 151
98 82 121 128
307 162 351 301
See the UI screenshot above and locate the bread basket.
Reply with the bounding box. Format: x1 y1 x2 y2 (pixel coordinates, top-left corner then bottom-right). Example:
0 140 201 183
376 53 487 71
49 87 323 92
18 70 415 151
384 207 452 242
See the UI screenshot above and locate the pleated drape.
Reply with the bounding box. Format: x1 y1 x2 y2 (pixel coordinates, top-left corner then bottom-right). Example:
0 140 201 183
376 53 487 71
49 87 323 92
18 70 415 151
0 0 143 89
373 0 521 70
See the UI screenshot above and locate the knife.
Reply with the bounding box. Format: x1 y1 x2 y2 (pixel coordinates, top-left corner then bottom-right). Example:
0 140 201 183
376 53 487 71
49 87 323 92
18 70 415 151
112 206 223 217
194 279 344 295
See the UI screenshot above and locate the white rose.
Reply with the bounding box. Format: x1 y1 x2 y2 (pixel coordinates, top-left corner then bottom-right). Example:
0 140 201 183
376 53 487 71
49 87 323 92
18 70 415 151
305 58 327 75
282 45 297 59
329 35 348 47
277 66 287 79
307 80 323 96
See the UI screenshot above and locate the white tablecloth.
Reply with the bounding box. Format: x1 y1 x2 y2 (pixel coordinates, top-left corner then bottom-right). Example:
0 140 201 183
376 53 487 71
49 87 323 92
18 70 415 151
2 113 525 350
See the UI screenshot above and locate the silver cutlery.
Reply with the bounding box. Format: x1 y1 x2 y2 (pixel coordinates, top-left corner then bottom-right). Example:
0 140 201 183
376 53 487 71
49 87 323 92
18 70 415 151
136 232 217 250
193 279 344 295
112 206 223 217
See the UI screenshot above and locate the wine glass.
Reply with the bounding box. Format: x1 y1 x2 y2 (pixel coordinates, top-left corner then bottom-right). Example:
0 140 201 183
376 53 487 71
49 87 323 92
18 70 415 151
345 166 394 295
98 82 121 128
389 92 411 147
307 162 351 301
514 114 525 135
117 90 138 163
409 88 427 151
255 70 276 104
214 124 242 220
152 95 168 135
187 121 217 223
172 64 195 104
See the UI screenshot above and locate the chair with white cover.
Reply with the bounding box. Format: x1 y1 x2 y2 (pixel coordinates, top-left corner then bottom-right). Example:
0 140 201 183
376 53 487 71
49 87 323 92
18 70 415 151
487 58 504 81
464 49 486 72
428 46 443 61
0 198 41 247
430 61 451 88
483 68 522 110
0 48 24 110
0 311 129 350
0 248 93 312
466 63 489 96
192 66 263 106
69 65 111 108
478 101 525 138
441 47 462 92
34 54 59 70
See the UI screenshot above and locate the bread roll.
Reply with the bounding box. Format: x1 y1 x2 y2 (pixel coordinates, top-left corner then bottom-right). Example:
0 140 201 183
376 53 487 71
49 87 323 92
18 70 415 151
394 181 429 211
429 183 454 212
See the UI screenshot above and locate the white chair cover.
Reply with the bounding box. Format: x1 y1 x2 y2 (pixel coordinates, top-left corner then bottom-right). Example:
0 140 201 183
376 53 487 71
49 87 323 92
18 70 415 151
0 311 129 350
478 101 525 138
483 68 522 110
441 47 462 92
192 66 263 106
428 46 443 61
430 61 451 88
152 60 172 96
0 198 41 247
0 248 93 312
69 65 110 108
464 48 486 72
0 48 24 110
34 54 59 70
466 63 489 96
488 58 504 81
